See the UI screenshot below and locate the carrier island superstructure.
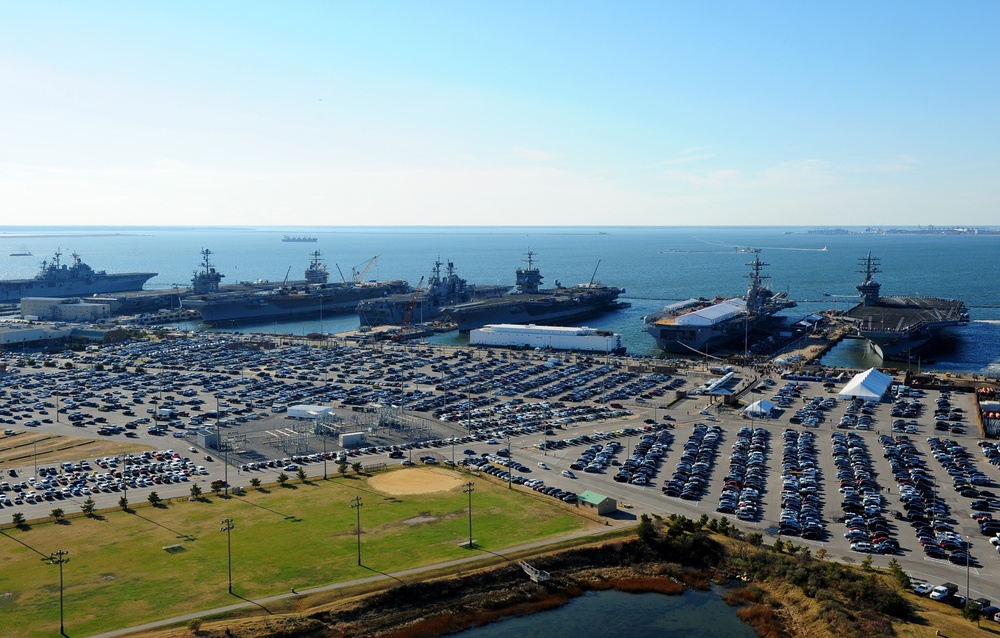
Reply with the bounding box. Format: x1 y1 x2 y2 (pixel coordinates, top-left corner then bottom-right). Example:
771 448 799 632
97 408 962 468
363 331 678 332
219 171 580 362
643 250 795 355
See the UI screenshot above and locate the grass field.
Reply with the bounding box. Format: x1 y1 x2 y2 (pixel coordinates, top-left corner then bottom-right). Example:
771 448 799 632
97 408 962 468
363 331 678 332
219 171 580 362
0 467 591 638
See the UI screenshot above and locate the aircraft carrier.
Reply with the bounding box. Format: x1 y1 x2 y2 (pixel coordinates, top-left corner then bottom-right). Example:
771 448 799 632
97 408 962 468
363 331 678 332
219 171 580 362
643 250 796 356
441 252 626 332
845 252 969 360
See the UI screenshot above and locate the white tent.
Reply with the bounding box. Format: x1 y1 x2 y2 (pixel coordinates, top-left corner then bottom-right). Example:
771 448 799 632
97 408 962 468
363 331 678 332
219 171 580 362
838 368 893 401
743 399 775 417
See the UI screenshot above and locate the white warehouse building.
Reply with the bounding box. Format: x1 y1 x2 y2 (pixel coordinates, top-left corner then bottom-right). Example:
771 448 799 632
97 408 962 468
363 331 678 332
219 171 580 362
470 324 625 354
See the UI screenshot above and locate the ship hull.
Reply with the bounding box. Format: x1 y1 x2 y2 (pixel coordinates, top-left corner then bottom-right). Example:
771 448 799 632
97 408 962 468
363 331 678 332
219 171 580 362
0 273 157 303
846 296 969 360
647 314 774 355
357 285 508 326
443 290 626 332
185 282 407 324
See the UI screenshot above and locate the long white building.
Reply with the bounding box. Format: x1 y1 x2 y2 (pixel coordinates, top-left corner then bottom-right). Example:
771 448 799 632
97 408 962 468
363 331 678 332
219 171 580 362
470 324 625 354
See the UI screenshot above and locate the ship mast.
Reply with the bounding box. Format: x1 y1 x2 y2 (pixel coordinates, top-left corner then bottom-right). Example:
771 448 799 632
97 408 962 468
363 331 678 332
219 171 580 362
856 251 882 306
744 249 771 315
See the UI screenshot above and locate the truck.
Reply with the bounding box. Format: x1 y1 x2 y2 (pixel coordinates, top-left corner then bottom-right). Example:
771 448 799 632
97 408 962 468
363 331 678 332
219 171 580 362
929 582 959 601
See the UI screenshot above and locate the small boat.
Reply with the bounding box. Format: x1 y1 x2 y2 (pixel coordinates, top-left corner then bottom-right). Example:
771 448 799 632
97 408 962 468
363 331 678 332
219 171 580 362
9 252 32 257
282 235 317 243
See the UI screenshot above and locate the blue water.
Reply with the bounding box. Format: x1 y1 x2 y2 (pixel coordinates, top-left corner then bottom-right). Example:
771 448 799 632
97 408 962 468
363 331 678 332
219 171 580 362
1 226 998 374
451 588 758 638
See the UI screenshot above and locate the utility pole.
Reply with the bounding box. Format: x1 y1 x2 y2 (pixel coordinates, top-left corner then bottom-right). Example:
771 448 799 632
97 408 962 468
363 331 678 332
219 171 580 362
351 496 363 565
220 518 235 594
505 433 512 489
47 550 69 636
463 481 475 549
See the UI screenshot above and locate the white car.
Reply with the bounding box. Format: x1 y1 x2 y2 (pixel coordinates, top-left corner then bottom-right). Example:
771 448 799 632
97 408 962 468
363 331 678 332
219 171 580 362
538 462 549 470
561 470 576 479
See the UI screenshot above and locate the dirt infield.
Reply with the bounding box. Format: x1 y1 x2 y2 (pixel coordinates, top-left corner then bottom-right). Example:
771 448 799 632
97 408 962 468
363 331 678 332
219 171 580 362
369 466 466 495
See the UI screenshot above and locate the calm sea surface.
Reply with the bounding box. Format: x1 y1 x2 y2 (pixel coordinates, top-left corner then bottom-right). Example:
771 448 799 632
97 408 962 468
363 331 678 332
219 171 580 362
1 226 997 374
451 588 758 638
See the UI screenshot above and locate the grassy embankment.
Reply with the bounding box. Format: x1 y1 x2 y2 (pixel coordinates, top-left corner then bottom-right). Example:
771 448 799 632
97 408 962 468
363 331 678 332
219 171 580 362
0 468 589 638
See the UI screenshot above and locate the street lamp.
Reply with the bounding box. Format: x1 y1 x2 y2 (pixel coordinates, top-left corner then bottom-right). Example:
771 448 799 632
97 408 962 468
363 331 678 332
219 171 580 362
505 433 512 490
220 518 235 594
463 481 475 549
47 550 69 636
351 496 363 565
122 453 128 511
967 534 971 605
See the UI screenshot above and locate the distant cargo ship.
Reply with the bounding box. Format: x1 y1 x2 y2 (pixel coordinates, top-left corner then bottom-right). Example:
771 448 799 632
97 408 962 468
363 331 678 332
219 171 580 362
356 259 507 327
845 252 969 359
471 323 625 354
182 250 408 324
441 252 626 332
643 250 795 355
282 235 317 242
0 250 156 303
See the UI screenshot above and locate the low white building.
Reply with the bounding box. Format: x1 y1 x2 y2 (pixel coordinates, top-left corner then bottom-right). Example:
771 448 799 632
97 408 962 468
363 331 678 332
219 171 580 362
287 404 334 420
470 324 625 354
21 297 111 322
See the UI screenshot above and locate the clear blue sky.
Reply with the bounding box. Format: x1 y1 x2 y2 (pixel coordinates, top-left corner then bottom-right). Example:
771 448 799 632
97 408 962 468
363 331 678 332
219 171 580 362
1 1 997 226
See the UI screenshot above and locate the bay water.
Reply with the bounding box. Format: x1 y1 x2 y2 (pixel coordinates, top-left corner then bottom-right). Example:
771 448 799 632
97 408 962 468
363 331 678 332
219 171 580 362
1 225 997 374
450 588 758 638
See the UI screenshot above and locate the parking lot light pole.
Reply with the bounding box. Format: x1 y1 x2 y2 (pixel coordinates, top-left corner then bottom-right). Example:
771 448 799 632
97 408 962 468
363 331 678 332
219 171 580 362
351 496 363 565
463 481 475 549
220 518 234 594
505 434 512 489
47 550 69 636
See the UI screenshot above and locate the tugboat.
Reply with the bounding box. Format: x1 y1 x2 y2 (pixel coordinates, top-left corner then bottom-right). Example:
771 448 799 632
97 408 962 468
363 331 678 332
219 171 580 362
0 250 156 303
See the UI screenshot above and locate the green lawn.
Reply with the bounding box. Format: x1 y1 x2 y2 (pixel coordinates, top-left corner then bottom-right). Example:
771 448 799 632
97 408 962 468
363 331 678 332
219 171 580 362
0 469 588 638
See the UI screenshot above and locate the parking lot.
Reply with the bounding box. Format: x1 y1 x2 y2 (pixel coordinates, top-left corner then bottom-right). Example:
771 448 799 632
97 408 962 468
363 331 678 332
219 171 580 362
0 333 998 604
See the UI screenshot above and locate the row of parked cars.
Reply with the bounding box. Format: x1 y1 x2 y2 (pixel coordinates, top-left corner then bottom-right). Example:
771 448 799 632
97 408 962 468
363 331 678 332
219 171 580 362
778 430 823 539
614 430 673 486
662 423 722 500
833 431 897 554
717 427 767 521
0 448 209 509
881 434 960 561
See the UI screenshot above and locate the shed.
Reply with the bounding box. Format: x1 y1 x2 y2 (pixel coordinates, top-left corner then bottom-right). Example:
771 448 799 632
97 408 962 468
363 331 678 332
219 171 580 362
838 368 893 401
577 491 617 516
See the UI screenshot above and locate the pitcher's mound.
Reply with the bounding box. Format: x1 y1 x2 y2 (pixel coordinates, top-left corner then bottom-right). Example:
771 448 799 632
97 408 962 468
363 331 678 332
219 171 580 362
370 466 465 495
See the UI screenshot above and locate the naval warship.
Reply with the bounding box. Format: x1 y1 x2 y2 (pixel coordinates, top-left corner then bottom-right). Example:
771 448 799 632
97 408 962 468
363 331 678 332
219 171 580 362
0 250 156 303
182 250 408 324
643 250 796 355
845 252 969 359
356 259 507 327
441 252 626 332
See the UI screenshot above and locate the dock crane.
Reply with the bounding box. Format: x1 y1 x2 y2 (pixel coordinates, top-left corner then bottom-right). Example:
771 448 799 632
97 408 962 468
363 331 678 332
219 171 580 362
334 255 380 284
393 276 424 341
351 255 380 284
587 259 602 288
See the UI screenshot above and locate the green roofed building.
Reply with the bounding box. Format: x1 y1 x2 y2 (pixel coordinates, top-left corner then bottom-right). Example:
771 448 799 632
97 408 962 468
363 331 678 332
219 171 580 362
577 490 617 516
